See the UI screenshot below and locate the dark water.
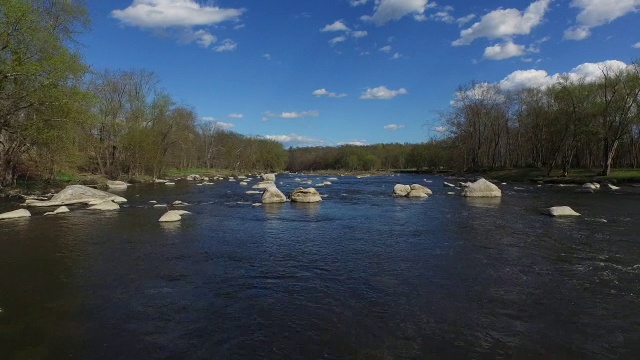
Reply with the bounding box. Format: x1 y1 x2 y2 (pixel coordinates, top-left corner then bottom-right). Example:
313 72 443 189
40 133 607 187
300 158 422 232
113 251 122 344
1 174 639 359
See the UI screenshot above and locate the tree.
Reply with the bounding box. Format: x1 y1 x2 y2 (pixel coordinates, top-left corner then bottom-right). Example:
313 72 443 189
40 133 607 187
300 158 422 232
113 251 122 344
0 0 90 186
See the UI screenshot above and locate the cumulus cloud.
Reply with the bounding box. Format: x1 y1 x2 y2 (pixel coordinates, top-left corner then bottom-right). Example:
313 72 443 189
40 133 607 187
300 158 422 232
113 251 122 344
363 0 430 25
483 41 526 60
379 45 392 52
214 39 237 52
112 0 244 28
498 60 631 91
384 124 405 130
456 14 476 26
564 0 640 40
632 42 640 48
453 0 551 46
338 140 367 146
201 116 216 121
433 126 447 133
321 19 351 32
360 86 408 99
111 0 243 49
312 88 348 98
262 53 272 60
228 113 244 119
264 110 320 120
213 121 235 130
265 134 325 147
391 52 403 59
350 0 370 6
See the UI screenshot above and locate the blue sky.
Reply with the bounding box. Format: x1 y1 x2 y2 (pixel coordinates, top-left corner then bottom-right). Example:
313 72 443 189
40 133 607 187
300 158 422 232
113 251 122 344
81 0 640 147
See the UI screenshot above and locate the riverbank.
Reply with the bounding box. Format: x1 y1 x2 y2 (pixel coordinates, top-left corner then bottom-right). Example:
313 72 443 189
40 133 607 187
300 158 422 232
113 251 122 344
476 168 640 185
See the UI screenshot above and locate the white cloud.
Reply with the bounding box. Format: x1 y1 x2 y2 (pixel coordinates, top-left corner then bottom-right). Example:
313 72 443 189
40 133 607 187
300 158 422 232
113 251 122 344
321 19 351 32
262 53 271 60
360 86 408 100
456 14 476 26
112 0 244 28
432 11 455 23
483 41 526 60
391 52 403 59
564 0 640 40
180 29 216 48
228 113 244 119
498 60 631 91
213 121 235 130
264 110 320 120
364 0 430 25
384 124 405 130
563 26 591 40
214 39 237 52
453 0 551 46
350 0 370 6
632 42 640 48
433 126 447 133
338 140 367 146
312 88 348 98
379 45 392 52
352 30 369 38
265 134 325 147
201 116 216 121
329 35 348 45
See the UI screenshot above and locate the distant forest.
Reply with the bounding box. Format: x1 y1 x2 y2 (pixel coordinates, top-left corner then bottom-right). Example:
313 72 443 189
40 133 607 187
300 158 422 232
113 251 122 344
1 1 639 187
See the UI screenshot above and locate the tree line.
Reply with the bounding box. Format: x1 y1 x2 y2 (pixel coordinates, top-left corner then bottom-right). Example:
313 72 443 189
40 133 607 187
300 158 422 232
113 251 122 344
0 0 286 187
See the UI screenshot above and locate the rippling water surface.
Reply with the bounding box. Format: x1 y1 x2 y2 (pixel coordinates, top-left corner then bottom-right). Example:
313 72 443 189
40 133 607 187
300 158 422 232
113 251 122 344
1 174 639 359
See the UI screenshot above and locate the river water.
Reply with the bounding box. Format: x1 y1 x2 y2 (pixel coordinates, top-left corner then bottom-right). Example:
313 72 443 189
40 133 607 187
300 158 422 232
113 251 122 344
0 174 639 359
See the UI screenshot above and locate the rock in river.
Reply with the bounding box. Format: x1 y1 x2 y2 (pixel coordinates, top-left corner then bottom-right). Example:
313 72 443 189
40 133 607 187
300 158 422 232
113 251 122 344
159 210 191 222
461 178 501 198
262 187 286 204
290 187 322 203
24 185 127 207
547 206 581 217
0 209 31 220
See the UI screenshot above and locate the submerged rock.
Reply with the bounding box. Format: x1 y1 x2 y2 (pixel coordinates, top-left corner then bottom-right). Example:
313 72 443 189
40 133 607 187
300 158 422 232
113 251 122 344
107 180 129 190
0 209 31 220
88 200 120 211
24 185 127 207
290 187 322 203
547 206 581 217
461 178 501 198
159 210 191 222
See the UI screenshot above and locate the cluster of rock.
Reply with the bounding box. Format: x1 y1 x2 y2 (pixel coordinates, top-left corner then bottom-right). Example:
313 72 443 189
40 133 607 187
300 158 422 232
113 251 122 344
393 184 433 198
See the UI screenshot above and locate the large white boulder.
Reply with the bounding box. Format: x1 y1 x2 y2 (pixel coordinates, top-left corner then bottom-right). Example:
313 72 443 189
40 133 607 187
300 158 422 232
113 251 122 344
547 206 581 217
410 184 433 195
159 210 191 222
407 190 429 198
393 184 412 196
24 185 127 207
262 187 286 204
290 187 322 203
262 173 277 182
0 209 31 220
461 178 501 197
88 200 120 211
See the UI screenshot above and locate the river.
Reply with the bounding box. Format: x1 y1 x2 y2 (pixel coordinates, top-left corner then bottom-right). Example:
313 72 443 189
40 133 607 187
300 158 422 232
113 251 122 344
1 174 639 359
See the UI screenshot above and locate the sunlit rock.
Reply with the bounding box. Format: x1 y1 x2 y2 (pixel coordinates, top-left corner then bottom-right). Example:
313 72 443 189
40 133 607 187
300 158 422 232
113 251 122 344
173 200 189 206
443 182 455 187
186 174 203 181
410 184 432 195
290 187 322 203
24 185 127 207
262 173 276 182
393 184 411 196
0 209 31 220
461 178 501 197
407 190 429 197
88 200 120 211
44 206 70 216
159 210 191 222
253 181 275 189
582 182 600 190
262 187 286 204
547 206 581 217
604 183 620 190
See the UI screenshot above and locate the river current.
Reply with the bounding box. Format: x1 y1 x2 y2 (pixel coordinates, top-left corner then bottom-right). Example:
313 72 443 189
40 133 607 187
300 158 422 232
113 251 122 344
0 173 639 359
